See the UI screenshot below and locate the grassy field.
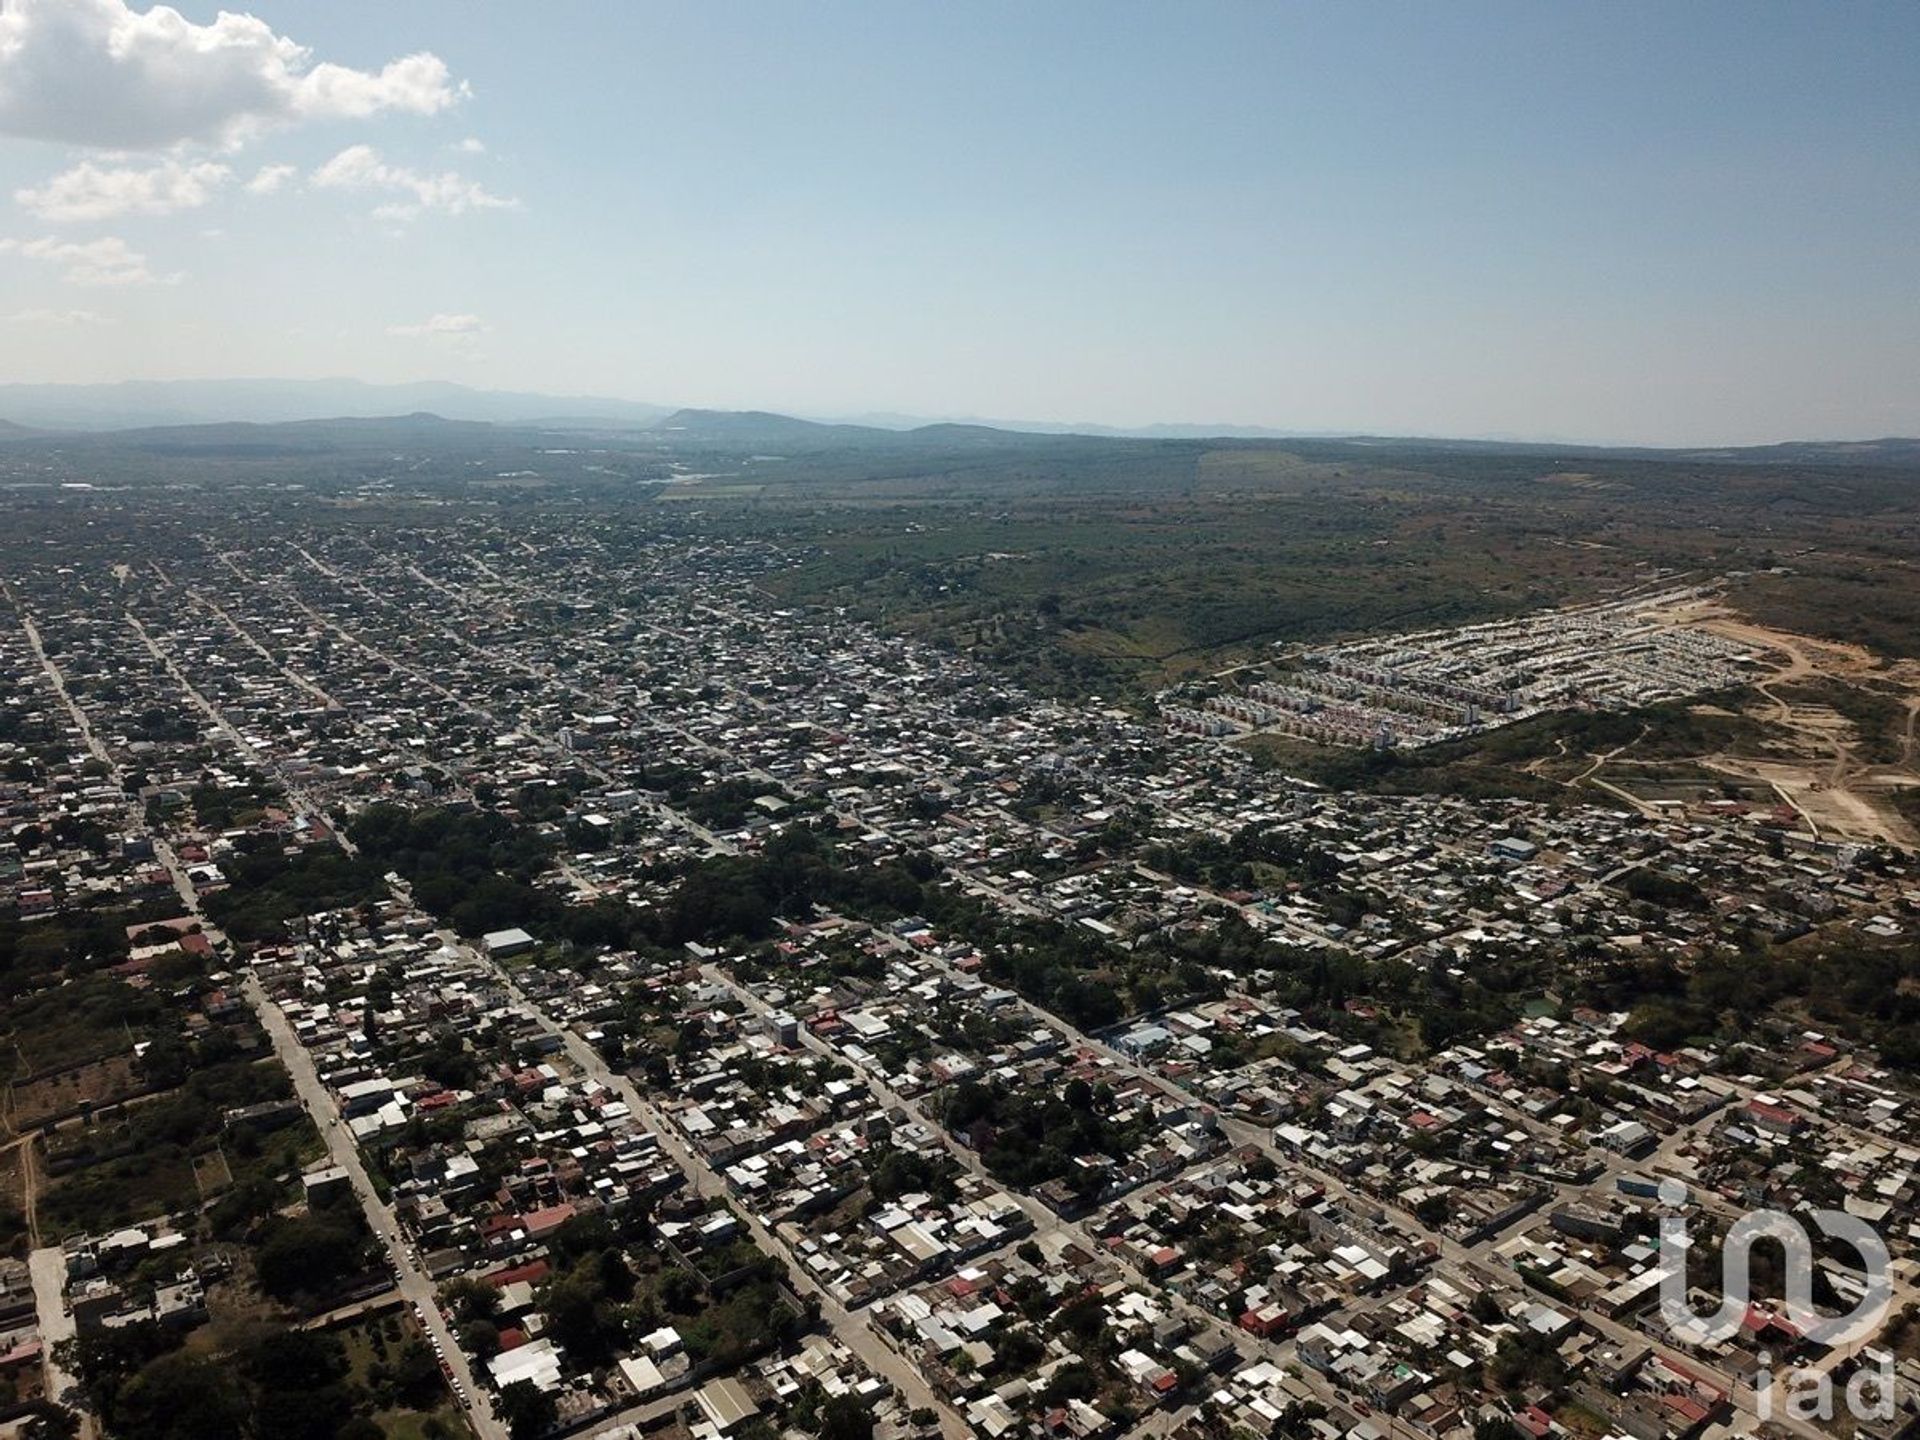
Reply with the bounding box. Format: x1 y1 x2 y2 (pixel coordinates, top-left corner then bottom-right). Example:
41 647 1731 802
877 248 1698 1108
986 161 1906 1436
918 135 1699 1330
36 1059 323 1239
335 1308 468 1439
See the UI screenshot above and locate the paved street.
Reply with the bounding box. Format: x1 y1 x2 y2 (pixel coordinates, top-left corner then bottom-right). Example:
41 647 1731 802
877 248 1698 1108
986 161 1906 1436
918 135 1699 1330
23 606 499 1440
244 970 507 1440
477 938 973 1440
28 1246 94 1440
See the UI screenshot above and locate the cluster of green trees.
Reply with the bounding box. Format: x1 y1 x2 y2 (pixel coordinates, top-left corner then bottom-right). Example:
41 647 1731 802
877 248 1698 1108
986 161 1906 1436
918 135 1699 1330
652 826 937 946
354 804 939 955
1142 819 1345 893
787 1385 878 1440
203 840 388 942
349 804 555 937
12 810 113 858
254 1204 379 1304
943 1076 1148 1193
1601 939 1920 1071
1486 1328 1567 1392
866 1141 958 1205
0 971 158 1076
1617 865 1708 911
188 778 286 831
61 1319 442 1440
662 777 797 830
445 1208 803 1412
0 906 138 1002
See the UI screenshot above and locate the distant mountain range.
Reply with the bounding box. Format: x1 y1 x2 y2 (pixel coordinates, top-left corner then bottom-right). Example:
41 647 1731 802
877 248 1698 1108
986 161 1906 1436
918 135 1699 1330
646 407 1920 466
0 381 1915 464
821 410 1336 440
0 378 672 432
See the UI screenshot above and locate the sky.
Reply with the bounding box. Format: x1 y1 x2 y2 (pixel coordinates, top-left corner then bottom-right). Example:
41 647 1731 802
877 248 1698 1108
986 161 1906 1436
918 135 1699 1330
0 1 1916 445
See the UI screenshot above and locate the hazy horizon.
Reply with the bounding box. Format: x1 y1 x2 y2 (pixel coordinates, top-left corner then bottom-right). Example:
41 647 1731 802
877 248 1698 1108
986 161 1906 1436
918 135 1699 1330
5 373 1920 450
2 2 1917 446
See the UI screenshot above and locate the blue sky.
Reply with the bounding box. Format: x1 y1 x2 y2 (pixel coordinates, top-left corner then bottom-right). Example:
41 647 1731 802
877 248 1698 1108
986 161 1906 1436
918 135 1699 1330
0 1 1915 444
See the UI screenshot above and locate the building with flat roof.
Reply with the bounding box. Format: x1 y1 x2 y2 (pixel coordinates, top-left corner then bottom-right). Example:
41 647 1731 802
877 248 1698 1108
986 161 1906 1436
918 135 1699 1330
483 927 536 957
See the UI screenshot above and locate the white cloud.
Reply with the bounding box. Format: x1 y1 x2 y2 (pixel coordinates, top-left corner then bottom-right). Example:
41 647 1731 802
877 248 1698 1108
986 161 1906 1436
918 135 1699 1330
16 157 230 222
0 0 467 149
453 137 487 155
246 163 297 196
6 307 113 327
0 234 173 286
312 145 516 220
387 312 488 338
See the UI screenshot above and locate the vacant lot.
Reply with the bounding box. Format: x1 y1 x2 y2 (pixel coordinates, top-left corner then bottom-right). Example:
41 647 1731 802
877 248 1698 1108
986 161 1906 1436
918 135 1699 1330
9 1052 144 1130
1671 601 1920 845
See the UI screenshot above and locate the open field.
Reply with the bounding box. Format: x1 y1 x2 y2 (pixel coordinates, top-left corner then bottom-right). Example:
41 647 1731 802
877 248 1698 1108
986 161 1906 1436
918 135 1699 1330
191 1146 233 1199
755 493 1611 696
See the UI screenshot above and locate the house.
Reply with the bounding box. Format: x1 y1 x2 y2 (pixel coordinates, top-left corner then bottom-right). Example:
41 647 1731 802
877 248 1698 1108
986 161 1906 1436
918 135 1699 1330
488 1336 563 1392
1597 1120 1655 1157
302 1165 353 1202
618 1354 668 1397
695 1377 760 1433
1744 1099 1807 1136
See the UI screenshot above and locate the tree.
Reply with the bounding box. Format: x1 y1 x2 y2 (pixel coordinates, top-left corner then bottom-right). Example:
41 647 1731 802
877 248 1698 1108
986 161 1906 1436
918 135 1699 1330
549 1212 618 1266
1042 1362 1099 1405
241 1329 348 1394
256 1214 366 1300
113 1352 248 1440
56 1324 178 1423
820 1392 875 1440
439 1275 502 1323
373 1338 445 1409
658 1266 703 1314
542 1268 616 1368
1488 1332 1566 1393
500 1379 559 1440
21 1403 79 1440
251 1385 356 1440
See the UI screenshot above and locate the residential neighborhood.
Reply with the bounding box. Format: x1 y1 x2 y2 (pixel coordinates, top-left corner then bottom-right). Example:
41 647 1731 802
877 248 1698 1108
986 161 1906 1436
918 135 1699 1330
4 509 1920 1440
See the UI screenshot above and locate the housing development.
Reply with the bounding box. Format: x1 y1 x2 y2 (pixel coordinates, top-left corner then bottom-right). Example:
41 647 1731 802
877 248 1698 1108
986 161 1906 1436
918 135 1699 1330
1171 595 1756 751
5 495 1920 1440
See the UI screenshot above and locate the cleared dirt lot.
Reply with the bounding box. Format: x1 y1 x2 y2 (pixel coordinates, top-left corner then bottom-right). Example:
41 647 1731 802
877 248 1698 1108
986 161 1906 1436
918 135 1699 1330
8 1053 144 1131
1631 598 1920 846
